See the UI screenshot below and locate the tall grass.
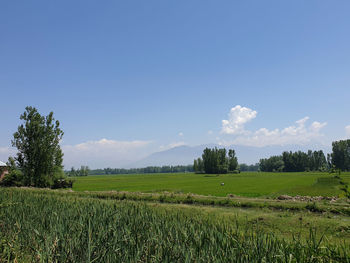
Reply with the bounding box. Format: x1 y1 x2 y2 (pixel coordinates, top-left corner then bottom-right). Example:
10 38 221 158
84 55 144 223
0 188 348 262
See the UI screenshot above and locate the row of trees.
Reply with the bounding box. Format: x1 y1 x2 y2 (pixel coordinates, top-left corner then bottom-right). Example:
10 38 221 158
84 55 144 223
67 166 90 177
193 148 238 174
84 165 194 175
331 140 350 171
196 140 350 174
259 140 350 173
259 150 328 172
239 163 259 172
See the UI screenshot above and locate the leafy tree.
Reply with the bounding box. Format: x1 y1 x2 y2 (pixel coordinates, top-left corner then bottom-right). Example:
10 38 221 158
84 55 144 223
228 149 238 172
193 158 204 173
193 159 198 173
11 106 66 187
259 156 284 172
69 167 77 177
196 147 238 174
79 166 90 176
331 140 350 171
217 148 228 174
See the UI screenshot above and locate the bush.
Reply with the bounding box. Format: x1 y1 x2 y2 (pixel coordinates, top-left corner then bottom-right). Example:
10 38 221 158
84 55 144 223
0 167 73 189
51 178 74 189
0 170 23 187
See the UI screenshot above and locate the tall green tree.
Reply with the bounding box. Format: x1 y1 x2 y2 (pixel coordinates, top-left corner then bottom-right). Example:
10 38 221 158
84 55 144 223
259 155 284 172
11 106 64 187
228 149 238 172
331 140 350 171
197 147 237 174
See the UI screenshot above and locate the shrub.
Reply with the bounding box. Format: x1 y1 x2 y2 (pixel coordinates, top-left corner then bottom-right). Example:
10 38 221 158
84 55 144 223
0 170 23 187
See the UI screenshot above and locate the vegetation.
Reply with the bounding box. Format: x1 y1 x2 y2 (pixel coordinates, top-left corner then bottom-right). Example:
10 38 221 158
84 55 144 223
0 188 348 262
258 140 350 173
332 139 350 171
1 106 72 188
259 155 285 172
71 172 350 198
259 150 327 172
67 165 90 177
194 147 238 174
76 165 194 176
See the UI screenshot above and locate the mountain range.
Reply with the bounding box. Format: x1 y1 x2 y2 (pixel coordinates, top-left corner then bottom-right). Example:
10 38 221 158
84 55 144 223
128 143 331 168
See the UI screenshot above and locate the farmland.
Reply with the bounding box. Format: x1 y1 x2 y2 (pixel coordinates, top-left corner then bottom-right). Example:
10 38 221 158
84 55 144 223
72 172 350 198
1 172 350 262
0 187 349 262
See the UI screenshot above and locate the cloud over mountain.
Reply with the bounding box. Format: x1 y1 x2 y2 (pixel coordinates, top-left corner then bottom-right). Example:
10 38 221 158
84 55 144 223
220 106 327 147
62 138 152 169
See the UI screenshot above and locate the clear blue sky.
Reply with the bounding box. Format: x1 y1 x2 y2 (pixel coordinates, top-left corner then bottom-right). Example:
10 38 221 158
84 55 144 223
1 1 350 168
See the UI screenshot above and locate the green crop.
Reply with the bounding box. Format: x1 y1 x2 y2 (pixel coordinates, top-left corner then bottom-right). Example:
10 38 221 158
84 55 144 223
0 188 348 262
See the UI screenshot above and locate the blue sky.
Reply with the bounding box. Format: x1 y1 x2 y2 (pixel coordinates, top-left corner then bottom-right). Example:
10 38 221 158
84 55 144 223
1 1 350 168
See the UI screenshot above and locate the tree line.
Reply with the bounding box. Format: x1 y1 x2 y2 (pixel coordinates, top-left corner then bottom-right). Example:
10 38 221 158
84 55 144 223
71 165 195 176
193 148 238 174
259 140 350 172
67 166 90 176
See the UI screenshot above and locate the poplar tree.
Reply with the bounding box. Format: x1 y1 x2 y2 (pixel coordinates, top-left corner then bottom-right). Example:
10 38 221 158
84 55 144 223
11 106 64 187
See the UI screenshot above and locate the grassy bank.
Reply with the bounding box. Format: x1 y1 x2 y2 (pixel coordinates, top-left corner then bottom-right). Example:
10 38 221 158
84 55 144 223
0 188 349 262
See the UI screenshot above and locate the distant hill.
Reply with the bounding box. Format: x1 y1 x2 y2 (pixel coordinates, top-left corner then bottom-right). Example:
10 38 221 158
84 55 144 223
128 143 331 168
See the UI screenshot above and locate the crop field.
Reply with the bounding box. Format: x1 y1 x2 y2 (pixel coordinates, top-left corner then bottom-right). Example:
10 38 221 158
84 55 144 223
72 172 350 198
1 173 349 262
0 188 349 262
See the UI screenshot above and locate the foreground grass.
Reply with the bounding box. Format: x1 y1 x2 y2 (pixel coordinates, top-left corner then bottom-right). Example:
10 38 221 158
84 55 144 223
0 188 349 262
72 172 350 197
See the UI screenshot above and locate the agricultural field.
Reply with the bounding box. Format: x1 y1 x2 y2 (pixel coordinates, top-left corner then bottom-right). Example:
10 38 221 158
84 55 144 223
1 172 350 262
0 188 349 262
72 172 350 198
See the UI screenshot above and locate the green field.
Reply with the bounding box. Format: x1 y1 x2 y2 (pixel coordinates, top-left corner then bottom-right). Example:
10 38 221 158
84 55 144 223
72 172 350 197
1 173 350 262
0 188 349 262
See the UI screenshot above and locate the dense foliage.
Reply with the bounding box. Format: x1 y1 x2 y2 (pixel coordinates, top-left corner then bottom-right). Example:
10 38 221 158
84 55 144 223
1 106 72 188
260 150 328 172
331 139 350 171
259 155 284 172
194 148 238 174
0 188 348 262
259 140 350 173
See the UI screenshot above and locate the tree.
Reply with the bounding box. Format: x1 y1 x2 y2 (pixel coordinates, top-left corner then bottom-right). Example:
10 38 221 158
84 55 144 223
259 155 284 172
69 167 77 177
228 149 238 172
193 159 198 173
79 166 90 176
11 106 65 187
331 140 350 171
196 147 238 174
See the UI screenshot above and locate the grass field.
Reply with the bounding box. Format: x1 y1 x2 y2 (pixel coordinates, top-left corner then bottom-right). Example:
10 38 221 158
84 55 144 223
0 188 349 262
1 173 349 262
72 172 350 197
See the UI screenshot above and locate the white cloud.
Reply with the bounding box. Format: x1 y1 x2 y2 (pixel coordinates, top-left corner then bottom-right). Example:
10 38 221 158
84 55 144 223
0 147 16 162
346 125 350 137
159 141 186 150
221 105 257 135
62 138 152 169
208 130 213 135
178 132 184 137
219 106 327 147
